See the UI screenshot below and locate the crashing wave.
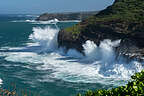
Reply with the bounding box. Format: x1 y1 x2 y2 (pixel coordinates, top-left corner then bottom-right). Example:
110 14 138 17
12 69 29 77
29 26 59 52
0 78 2 85
1 26 143 85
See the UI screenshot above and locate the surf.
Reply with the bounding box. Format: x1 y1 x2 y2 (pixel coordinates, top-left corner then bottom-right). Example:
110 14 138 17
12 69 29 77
1 25 143 86
0 78 2 86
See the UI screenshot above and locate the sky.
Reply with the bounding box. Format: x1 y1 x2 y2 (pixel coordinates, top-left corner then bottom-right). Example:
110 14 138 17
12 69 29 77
0 0 114 14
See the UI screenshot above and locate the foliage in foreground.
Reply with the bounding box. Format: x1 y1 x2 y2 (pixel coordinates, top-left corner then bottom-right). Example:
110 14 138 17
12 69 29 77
0 84 39 96
77 70 144 96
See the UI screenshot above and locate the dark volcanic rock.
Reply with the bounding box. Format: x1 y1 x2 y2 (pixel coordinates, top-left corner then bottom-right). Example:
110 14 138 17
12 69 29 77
36 11 98 21
58 0 144 60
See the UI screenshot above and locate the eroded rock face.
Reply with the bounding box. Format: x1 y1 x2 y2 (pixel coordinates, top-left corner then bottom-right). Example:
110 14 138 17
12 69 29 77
58 0 144 60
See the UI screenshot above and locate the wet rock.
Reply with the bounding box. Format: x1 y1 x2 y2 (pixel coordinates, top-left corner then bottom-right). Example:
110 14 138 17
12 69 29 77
58 0 144 60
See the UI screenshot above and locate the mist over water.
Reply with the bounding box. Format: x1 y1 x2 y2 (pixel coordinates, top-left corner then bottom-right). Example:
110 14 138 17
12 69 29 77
1 26 143 86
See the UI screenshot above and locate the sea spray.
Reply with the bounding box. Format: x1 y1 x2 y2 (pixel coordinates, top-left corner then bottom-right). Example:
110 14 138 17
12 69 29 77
81 39 143 79
66 49 83 58
0 78 2 85
2 26 143 85
29 26 59 52
82 39 121 63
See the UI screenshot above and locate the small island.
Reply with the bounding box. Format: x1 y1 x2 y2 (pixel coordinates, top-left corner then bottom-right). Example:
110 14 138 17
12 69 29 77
36 11 98 21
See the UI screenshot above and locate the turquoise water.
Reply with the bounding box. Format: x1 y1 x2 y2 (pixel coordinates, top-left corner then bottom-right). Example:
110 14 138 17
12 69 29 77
0 15 143 96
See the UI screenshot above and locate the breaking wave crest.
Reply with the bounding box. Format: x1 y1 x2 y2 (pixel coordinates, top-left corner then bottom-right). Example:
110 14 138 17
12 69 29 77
29 26 59 52
0 78 2 86
2 26 143 85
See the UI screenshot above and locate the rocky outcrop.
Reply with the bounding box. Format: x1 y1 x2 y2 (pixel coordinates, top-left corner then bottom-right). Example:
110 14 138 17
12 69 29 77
36 11 98 21
58 0 144 60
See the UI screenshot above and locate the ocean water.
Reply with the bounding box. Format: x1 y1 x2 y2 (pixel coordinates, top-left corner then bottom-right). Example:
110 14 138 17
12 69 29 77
0 14 143 96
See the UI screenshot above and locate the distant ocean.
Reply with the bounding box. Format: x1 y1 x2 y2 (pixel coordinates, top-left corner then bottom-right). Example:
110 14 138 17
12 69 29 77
0 14 143 96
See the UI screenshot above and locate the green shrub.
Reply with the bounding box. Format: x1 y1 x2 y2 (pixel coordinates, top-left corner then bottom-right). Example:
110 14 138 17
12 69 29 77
77 70 144 96
64 24 81 39
63 0 144 38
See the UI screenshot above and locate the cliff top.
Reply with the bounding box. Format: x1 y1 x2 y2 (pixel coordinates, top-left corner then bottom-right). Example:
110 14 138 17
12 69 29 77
59 0 144 58
88 0 144 22
64 0 144 35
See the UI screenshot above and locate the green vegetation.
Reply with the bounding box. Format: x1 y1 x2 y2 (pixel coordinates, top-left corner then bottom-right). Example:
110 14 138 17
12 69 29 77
64 24 81 39
61 1 144 95
63 0 144 37
90 0 144 22
65 24 81 34
77 70 144 96
0 84 39 96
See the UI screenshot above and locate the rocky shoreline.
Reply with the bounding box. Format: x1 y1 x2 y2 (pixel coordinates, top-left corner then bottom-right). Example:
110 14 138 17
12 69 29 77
58 0 144 61
36 11 98 21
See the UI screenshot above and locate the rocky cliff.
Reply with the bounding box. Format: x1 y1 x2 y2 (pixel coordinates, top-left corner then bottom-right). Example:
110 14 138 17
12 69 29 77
36 11 98 21
58 0 144 60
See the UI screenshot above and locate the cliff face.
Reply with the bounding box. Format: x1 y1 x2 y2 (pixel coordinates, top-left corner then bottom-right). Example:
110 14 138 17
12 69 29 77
58 0 144 60
36 11 98 21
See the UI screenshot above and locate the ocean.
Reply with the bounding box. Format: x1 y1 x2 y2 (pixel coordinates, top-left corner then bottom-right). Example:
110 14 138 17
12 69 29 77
0 14 143 96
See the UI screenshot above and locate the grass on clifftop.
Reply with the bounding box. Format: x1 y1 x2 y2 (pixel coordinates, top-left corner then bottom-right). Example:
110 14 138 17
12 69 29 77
94 0 144 21
77 70 144 96
64 24 81 39
63 0 144 36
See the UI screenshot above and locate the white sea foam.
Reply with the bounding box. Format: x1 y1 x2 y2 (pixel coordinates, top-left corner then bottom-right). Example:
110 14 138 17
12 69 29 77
11 19 57 24
11 18 80 24
82 39 121 63
29 26 59 52
31 19 80 24
66 49 83 58
0 78 2 85
31 19 59 24
59 20 81 23
2 26 144 85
